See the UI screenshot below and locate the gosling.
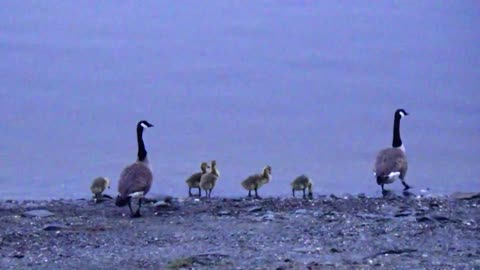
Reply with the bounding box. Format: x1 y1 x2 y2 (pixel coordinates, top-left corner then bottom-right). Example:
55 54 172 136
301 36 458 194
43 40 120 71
186 162 210 197
241 165 272 198
199 160 220 199
291 175 313 199
90 176 110 203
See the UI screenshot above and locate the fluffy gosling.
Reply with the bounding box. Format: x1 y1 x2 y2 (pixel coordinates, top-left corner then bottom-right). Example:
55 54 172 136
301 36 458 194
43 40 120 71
291 175 313 199
241 165 272 198
90 176 110 203
186 162 210 197
199 160 220 199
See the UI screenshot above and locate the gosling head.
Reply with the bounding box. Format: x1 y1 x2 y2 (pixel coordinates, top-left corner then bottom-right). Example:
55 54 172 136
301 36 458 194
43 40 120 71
211 160 217 168
200 162 210 172
263 165 272 177
395 109 409 119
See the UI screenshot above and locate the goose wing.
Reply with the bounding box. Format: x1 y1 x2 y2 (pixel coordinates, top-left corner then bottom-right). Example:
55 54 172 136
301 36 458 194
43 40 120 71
374 148 407 177
118 162 153 197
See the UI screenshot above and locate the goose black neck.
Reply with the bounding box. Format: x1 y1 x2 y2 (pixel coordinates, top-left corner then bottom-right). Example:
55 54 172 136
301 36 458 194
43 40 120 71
137 127 147 161
392 116 402 148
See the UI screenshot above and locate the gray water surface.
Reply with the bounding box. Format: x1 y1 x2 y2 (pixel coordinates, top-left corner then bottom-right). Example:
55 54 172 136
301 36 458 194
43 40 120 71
1 1 479 199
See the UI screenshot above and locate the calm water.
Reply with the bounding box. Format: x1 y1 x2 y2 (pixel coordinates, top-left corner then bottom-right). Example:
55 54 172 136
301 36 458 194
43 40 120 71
1 1 479 199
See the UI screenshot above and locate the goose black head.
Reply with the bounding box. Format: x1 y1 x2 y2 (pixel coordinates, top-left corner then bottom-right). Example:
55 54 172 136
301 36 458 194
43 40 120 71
395 109 409 119
137 120 154 130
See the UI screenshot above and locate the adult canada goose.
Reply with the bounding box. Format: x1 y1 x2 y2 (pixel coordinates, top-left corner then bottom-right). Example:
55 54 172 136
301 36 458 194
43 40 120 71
115 120 154 217
291 175 313 199
241 166 272 198
199 160 220 199
90 176 110 203
374 109 410 192
186 162 210 197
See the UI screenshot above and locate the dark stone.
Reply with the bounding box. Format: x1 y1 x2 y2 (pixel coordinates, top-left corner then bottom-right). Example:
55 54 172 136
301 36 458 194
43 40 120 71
247 206 262 213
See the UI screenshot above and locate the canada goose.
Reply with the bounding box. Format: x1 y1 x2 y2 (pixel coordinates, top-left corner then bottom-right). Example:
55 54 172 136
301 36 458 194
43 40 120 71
291 175 313 199
241 166 272 198
90 176 110 203
185 162 210 197
115 120 154 218
199 160 220 199
374 109 410 192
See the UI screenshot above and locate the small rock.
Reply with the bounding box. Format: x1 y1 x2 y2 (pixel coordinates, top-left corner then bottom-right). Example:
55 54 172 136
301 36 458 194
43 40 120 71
295 209 307 215
153 201 169 208
416 216 433 223
12 252 24 259
43 224 69 231
261 213 275 221
432 215 450 222
247 206 262 213
218 210 231 216
23 209 55 218
330 247 341 253
357 193 366 199
451 192 480 200
394 210 413 217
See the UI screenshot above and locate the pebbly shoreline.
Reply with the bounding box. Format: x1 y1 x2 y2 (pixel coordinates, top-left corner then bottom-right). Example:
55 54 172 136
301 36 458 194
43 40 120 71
0 192 479 269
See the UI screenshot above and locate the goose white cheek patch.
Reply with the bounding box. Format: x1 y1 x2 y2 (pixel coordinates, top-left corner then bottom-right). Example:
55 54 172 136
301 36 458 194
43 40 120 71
140 123 149 129
399 111 405 118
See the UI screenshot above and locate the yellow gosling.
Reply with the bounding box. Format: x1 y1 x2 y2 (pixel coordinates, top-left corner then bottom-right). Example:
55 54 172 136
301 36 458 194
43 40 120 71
199 160 220 199
241 165 272 198
186 162 210 197
291 175 313 199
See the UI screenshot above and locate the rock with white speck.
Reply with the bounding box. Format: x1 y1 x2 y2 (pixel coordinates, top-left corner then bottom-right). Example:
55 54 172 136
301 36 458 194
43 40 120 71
23 209 55 218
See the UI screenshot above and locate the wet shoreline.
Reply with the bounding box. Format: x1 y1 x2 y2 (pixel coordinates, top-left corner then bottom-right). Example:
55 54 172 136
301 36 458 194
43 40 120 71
1 193 479 269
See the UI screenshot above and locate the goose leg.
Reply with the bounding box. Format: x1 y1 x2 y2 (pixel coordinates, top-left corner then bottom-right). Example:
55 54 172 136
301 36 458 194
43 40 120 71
209 188 213 198
248 190 251 197
292 189 295 198
198 188 202 197
254 188 260 199
132 198 142 218
188 187 192 197
401 178 411 190
302 189 306 199
127 199 134 216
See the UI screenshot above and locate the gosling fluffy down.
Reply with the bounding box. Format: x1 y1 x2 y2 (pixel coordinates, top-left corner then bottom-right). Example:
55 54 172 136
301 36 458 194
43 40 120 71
186 162 210 197
199 160 220 198
241 165 272 198
90 176 110 202
291 175 313 199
